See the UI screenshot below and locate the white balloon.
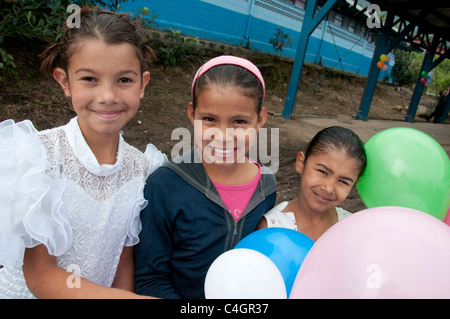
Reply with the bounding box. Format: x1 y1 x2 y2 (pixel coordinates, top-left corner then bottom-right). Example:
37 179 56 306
204 248 287 299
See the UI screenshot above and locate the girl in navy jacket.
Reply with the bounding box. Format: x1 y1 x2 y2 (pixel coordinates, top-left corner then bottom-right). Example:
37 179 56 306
134 56 277 298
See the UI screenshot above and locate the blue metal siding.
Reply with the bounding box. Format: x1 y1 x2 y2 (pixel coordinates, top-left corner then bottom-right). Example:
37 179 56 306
120 0 390 79
121 0 249 46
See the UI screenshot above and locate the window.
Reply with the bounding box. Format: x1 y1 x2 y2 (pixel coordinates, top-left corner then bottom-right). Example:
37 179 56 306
295 0 306 9
367 30 376 43
360 25 367 38
334 12 343 26
348 19 356 33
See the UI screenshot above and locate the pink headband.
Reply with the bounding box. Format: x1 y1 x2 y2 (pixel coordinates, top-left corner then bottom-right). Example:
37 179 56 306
191 55 265 101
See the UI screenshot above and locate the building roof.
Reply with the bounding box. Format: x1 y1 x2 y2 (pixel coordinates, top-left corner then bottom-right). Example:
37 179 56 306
366 0 449 53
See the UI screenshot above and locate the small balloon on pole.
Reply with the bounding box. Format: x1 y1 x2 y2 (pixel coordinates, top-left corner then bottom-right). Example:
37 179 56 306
377 54 389 70
419 70 430 85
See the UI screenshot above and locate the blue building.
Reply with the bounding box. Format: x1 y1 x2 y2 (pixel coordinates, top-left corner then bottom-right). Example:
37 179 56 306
120 0 392 79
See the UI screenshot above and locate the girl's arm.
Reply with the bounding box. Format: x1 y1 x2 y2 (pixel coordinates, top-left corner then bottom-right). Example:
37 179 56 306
22 244 150 299
112 246 135 291
256 217 268 230
134 172 181 299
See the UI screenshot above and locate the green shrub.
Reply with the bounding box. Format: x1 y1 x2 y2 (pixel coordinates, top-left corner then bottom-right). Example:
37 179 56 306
0 0 68 68
268 27 294 54
0 0 157 70
390 49 418 86
157 29 202 66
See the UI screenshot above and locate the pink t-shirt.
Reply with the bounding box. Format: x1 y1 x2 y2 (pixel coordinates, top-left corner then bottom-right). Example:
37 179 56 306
212 162 262 222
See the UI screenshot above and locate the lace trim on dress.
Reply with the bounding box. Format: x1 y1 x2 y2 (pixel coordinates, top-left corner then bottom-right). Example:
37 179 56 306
63 117 125 177
0 116 167 290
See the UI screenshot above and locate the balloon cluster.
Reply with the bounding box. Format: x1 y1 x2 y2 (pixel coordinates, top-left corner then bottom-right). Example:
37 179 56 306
376 54 390 71
205 128 450 299
420 70 433 85
289 206 450 298
204 228 314 298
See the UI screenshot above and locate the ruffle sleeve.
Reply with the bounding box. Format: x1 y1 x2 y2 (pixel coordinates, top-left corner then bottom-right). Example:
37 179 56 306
124 196 147 247
144 143 168 178
123 143 167 247
0 120 72 267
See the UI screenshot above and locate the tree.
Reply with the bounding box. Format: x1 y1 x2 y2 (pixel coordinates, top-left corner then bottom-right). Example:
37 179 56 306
0 0 156 70
268 27 294 55
390 49 418 86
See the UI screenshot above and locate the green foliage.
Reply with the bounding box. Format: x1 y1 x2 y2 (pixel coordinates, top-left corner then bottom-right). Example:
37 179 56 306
0 0 157 70
390 49 418 86
0 48 16 69
77 0 134 11
157 29 202 66
136 6 158 29
0 0 68 69
391 48 450 95
268 27 294 54
430 57 450 95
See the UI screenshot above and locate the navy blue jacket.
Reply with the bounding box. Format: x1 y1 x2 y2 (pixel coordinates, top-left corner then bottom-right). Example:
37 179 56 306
134 150 277 298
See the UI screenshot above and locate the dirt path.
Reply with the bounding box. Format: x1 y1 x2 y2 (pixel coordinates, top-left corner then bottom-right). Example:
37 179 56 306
270 115 450 153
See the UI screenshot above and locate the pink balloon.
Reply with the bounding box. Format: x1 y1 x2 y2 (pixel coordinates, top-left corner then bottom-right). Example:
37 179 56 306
444 208 450 226
290 207 450 299
382 64 389 71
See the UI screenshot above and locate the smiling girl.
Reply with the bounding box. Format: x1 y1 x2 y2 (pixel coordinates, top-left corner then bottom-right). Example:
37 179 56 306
257 126 367 241
0 8 166 298
134 56 277 298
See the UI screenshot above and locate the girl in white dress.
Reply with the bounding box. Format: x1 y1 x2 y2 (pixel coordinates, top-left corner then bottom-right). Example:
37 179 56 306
257 126 367 241
0 8 167 298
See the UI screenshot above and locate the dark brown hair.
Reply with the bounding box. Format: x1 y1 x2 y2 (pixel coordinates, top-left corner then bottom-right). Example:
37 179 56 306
305 126 367 178
192 64 264 113
40 7 155 76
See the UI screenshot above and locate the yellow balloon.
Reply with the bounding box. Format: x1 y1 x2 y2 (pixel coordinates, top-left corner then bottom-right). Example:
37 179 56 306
380 54 387 62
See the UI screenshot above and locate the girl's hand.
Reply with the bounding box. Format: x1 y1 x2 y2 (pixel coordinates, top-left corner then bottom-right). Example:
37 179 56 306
23 244 154 299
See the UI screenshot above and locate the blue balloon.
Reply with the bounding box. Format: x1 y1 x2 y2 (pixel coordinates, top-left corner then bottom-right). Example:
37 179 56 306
235 228 314 296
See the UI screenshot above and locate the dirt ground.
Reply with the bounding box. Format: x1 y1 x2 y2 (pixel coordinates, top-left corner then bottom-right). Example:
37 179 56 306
1 39 448 213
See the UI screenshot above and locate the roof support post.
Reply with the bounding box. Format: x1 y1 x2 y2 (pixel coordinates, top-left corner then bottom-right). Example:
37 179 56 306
405 35 449 122
404 36 439 122
439 93 450 124
355 11 395 121
282 0 338 119
404 43 436 122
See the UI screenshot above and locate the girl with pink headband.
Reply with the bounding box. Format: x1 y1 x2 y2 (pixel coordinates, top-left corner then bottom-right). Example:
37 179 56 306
135 55 277 298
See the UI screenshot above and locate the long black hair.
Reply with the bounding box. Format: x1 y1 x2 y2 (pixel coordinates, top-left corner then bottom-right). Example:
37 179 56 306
305 126 367 178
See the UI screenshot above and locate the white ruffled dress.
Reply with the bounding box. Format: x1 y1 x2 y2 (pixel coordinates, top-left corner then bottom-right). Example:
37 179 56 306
0 117 167 298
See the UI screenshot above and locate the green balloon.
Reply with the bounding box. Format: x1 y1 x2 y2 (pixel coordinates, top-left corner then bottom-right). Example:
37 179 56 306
357 127 450 221
421 71 428 78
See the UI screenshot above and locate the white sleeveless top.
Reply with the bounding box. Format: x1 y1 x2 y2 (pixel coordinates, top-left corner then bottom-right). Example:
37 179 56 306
0 117 167 298
263 201 352 231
